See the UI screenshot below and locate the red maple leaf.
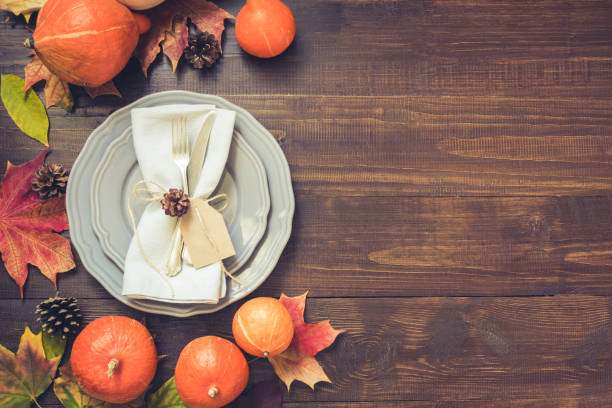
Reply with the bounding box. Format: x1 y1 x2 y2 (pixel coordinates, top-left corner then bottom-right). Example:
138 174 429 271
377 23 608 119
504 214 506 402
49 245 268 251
268 292 344 390
134 0 234 76
0 150 74 296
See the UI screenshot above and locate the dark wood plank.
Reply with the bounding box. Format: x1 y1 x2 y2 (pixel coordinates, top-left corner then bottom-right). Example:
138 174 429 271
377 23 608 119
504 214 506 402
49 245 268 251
3 296 612 405
3 94 612 197
36 397 612 408
1 195 610 299
283 399 612 408
4 0 612 99
1 0 612 406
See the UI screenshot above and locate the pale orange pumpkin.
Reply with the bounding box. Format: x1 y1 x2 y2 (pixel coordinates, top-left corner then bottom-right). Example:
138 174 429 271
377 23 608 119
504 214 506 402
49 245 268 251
232 297 294 357
70 316 158 404
235 0 296 58
31 0 150 87
175 336 249 408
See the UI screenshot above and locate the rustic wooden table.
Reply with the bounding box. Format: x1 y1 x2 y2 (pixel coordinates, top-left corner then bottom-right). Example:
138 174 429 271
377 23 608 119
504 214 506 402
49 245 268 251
2 0 612 406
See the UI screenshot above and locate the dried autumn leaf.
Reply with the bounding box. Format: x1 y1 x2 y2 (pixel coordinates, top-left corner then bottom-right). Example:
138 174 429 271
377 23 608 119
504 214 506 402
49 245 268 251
147 377 187 408
54 365 146 408
24 54 121 110
84 81 121 100
24 54 73 111
134 0 233 76
0 149 75 296
1 74 49 146
0 326 62 408
0 0 45 18
269 292 344 390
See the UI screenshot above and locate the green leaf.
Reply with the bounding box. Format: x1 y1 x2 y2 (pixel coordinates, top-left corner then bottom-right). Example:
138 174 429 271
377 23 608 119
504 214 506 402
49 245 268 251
147 377 187 408
41 331 66 360
0 325 61 408
1 74 49 146
54 365 146 408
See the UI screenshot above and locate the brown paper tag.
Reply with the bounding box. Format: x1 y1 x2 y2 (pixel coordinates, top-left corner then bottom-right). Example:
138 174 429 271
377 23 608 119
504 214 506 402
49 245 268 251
179 198 236 269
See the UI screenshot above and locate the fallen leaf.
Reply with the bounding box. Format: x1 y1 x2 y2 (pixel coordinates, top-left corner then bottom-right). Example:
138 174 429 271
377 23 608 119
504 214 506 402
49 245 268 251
1 74 49 145
134 0 233 76
84 81 121 100
268 349 331 391
234 379 283 408
54 365 146 408
269 292 344 390
0 149 75 296
41 330 66 360
280 292 344 357
0 326 62 408
147 377 187 408
0 0 45 18
24 54 73 111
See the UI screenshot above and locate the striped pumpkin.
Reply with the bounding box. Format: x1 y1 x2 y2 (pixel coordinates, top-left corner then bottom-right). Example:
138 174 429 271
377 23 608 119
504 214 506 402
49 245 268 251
31 0 150 87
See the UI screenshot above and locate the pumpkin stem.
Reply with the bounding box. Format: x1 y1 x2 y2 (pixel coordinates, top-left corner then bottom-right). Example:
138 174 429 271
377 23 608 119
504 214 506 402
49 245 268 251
263 351 270 357
24 37 34 49
208 386 219 398
107 358 119 378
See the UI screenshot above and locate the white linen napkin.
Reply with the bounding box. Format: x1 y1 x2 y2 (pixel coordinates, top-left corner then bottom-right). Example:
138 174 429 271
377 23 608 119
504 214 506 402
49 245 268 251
122 104 236 303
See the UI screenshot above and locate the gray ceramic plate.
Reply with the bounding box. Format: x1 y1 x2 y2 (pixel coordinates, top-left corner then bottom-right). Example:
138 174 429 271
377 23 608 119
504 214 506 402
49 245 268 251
91 127 270 275
67 91 295 317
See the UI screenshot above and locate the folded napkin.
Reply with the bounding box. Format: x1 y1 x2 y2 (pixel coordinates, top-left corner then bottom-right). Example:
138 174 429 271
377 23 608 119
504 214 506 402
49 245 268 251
122 104 236 303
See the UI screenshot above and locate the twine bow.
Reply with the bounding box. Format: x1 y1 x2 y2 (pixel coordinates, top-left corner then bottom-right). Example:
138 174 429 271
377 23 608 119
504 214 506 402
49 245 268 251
128 180 241 298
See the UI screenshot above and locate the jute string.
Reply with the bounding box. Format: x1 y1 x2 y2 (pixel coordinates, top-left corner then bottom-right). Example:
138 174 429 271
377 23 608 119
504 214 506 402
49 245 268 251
127 180 242 298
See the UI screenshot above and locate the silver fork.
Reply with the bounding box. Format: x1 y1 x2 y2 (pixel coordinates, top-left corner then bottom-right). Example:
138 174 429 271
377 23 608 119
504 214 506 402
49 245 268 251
164 117 189 277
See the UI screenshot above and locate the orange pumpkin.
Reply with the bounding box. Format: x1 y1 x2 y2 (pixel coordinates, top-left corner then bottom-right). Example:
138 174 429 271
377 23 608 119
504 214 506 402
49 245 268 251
70 316 158 404
235 0 296 58
232 297 294 357
175 336 249 408
31 0 150 87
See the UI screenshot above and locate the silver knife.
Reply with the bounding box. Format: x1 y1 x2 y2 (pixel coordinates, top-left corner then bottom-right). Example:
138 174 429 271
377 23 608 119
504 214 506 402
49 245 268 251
187 110 217 194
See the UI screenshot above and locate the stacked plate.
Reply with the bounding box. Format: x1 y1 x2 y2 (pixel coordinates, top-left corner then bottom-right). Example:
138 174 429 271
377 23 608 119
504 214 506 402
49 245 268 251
67 91 295 317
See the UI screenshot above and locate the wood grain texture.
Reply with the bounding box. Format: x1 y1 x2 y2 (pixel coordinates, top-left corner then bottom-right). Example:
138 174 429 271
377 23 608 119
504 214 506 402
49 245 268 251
3 95 612 196
1 195 610 299
2 0 612 406
36 397 612 407
3 296 612 405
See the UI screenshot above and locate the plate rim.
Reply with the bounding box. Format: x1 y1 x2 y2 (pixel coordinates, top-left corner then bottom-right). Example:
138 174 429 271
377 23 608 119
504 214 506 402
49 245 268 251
67 91 295 317
89 126 271 274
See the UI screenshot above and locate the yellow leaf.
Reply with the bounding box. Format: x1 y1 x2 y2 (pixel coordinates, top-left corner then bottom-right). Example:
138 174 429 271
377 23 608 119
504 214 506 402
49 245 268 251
0 326 62 407
1 74 49 146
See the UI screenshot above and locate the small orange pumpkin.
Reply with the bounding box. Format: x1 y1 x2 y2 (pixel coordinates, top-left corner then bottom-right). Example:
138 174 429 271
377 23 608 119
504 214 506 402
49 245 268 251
235 0 296 58
232 297 294 357
31 0 150 87
70 316 158 404
175 336 249 408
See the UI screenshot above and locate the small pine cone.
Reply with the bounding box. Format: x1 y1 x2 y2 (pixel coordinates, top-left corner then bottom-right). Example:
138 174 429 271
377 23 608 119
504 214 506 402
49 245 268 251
32 163 70 199
184 29 220 69
35 296 82 340
161 188 190 217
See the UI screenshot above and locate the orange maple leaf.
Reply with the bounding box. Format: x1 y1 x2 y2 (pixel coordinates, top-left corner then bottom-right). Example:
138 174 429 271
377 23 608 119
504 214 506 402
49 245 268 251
0 150 74 296
269 292 344 390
